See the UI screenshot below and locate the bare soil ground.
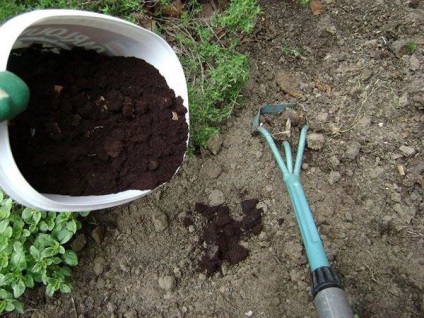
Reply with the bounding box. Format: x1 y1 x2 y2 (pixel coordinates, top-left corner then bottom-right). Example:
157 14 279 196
12 0 424 317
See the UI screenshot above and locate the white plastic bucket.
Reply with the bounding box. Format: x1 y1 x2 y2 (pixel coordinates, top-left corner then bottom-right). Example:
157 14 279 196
0 10 189 212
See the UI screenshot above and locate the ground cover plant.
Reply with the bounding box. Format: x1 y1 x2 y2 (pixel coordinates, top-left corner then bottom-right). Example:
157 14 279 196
0 190 86 314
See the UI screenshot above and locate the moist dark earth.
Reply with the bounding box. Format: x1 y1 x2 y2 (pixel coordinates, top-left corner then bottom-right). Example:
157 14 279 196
8 0 424 317
7 47 188 195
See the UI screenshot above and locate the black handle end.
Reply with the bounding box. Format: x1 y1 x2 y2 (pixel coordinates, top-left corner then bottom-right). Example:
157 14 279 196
311 266 343 298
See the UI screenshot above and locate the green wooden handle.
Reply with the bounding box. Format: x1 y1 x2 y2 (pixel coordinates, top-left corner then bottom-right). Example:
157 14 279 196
0 71 30 122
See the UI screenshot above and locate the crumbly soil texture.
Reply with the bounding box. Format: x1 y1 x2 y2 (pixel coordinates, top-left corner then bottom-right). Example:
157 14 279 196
7 1 424 318
7 47 188 195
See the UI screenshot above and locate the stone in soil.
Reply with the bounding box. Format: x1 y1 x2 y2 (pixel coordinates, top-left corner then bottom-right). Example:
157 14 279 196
307 133 325 150
7 46 188 196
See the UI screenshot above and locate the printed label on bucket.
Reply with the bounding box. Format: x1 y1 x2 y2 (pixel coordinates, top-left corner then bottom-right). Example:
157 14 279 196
15 24 136 55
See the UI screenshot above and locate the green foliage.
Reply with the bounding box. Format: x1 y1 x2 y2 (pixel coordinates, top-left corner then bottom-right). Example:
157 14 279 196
212 0 261 34
1 0 143 22
282 44 304 58
0 190 86 313
0 0 25 21
406 41 417 54
299 0 311 7
172 0 260 149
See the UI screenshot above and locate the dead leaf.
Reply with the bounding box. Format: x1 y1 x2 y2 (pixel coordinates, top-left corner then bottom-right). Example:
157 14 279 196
275 71 304 99
163 0 185 18
172 112 179 121
315 79 331 93
136 15 156 32
311 0 323 16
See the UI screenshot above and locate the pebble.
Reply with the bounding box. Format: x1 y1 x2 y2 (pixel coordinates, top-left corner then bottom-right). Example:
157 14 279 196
358 116 372 127
391 192 402 203
96 277 105 289
315 112 328 123
118 259 130 272
275 71 304 98
207 134 223 155
393 203 416 223
158 275 177 291
411 93 424 110
398 93 408 107
93 256 106 276
390 39 409 58
71 233 87 252
173 267 182 278
208 189 225 206
289 268 302 281
106 302 116 313
345 141 361 160
329 155 340 168
326 25 337 35
399 145 416 157
92 226 105 245
345 212 353 222
200 160 222 179
361 69 373 82
328 171 342 185
307 133 325 150
409 55 420 71
152 211 169 232
256 201 268 213
124 310 138 318
259 83 266 96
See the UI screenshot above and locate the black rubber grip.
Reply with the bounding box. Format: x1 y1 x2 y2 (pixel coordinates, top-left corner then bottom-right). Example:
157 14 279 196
311 266 343 298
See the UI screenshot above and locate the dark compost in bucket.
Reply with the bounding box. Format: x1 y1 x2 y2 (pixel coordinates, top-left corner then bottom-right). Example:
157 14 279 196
7 46 188 196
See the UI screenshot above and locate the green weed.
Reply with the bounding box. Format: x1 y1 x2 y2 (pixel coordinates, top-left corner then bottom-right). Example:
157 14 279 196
0 0 25 21
282 44 304 58
170 0 260 149
406 41 417 54
299 0 311 7
0 190 87 313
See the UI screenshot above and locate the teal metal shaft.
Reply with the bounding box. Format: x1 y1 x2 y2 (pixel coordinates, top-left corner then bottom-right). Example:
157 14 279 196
257 125 329 271
284 174 330 270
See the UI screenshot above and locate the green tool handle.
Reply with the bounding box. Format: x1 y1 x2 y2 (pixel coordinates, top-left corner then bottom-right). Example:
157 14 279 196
0 71 30 122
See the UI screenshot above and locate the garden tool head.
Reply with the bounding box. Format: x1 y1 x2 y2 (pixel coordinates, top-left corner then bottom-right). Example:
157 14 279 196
252 103 354 318
0 71 30 122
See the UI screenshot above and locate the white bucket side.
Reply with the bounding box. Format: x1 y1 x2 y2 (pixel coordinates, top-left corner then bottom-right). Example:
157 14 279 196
0 10 189 211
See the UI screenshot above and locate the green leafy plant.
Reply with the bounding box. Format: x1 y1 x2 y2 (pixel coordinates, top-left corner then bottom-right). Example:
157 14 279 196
2 0 143 22
406 41 417 54
282 44 304 58
0 0 25 21
0 190 87 313
169 0 260 149
299 0 311 7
